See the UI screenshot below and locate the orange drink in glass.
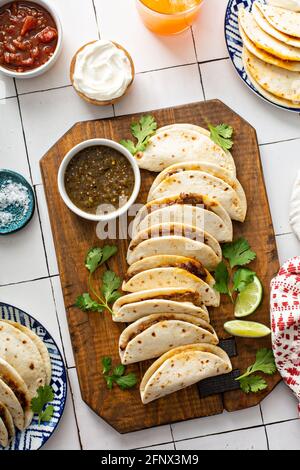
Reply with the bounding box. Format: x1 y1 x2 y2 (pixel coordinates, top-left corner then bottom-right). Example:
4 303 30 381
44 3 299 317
136 0 203 35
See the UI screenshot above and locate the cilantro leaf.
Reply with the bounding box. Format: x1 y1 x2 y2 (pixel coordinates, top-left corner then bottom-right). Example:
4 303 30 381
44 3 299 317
113 364 125 377
120 115 157 155
85 245 118 273
233 268 256 293
209 123 234 151
239 375 268 394
214 262 231 296
31 385 54 426
120 139 137 155
39 405 54 424
236 348 276 394
75 293 104 313
101 271 122 304
115 373 138 390
223 238 256 268
85 247 103 273
104 375 114 390
101 245 118 264
250 348 277 376
102 356 112 375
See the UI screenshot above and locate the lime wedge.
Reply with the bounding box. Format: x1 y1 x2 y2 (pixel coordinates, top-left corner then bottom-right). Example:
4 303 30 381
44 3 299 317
234 275 263 318
224 320 271 338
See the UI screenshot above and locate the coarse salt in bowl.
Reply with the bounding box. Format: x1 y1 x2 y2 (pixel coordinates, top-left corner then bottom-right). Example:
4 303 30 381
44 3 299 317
0 170 35 235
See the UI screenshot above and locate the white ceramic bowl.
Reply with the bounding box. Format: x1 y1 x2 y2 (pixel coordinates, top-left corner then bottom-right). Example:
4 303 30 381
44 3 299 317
0 0 63 79
58 139 141 222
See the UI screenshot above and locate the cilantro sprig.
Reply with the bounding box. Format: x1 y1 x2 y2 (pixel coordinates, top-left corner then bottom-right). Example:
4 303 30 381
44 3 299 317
208 123 234 151
120 115 157 155
236 349 277 393
214 238 257 303
31 385 54 426
75 245 122 315
102 357 137 391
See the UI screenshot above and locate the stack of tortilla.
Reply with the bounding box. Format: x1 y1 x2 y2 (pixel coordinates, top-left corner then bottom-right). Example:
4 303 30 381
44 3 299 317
238 1 300 108
112 123 248 404
0 320 51 447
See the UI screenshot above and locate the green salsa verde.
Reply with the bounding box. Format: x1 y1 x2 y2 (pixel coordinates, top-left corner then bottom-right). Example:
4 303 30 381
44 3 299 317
64 145 135 215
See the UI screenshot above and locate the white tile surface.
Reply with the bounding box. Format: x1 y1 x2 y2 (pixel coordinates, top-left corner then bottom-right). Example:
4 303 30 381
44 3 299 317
0 210 48 285
172 406 262 441
35 185 59 276
201 59 300 145
94 0 196 73
267 420 300 450
276 232 300 266
175 427 268 450
193 0 229 62
0 98 30 180
0 277 62 350
0 75 16 99
51 276 75 369
19 86 113 184
115 64 203 116
68 368 173 450
43 374 81 450
16 0 99 94
260 140 300 236
139 443 175 450
261 382 299 425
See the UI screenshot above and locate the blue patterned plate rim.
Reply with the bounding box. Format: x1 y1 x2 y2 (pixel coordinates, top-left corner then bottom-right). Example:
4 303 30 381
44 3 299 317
0 302 67 451
224 0 300 113
0 169 35 236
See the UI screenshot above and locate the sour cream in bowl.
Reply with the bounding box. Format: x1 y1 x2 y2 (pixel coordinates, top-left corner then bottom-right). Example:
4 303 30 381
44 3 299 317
70 40 135 106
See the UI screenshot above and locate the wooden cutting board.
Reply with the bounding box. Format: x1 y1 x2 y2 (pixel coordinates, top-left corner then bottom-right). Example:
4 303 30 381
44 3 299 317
40 100 280 433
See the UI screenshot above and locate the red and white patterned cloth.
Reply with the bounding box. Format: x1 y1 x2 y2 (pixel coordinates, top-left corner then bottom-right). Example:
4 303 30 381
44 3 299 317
270 257 300 414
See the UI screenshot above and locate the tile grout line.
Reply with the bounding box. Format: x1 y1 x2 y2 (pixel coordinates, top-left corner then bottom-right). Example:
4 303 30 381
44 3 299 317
190 26 206 101
134 441 176 450
65 369 83 450
0 273 59 289
92 0 101 39
259 404 270 450
14 78 34 185
171 416 300 445
33 186 51 277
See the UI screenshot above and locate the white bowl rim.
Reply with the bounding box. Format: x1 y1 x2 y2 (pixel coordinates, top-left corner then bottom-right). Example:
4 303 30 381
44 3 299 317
57 138 141 222
0 0 63 78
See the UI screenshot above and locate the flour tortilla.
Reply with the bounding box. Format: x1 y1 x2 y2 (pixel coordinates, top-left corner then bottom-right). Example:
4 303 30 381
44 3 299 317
253 2 300 46
157 123 210 137
239 8 300 60
132 193 233 243
147 171 246 222
134 126 236 175
240 24 300 71
123 267 220 307
243 47 300 102
0 357 32 429
268 0 300 11
119 313 218 365
112 288 210 323
0 402 14 444
140 344 232 404
127 223 222 270
243 49 300 106
258 2 300 37
148 161 247 210
0 416 8 448
0 321 46 400
3 320 51 385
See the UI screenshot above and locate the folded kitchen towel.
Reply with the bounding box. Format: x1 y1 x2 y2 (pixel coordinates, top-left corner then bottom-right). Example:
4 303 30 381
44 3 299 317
270 257 300 414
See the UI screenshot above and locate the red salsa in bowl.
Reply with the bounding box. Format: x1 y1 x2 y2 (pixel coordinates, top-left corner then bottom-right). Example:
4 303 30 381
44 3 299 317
0 1 58 73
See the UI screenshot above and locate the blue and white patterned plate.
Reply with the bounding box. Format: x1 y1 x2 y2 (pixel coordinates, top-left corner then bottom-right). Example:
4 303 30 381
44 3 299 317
225 0 300 113
0 303 67 451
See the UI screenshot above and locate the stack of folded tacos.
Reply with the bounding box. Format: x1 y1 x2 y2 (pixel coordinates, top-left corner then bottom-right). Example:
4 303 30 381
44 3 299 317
112 122 247 404
0 320 51 447
238 1 300 108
